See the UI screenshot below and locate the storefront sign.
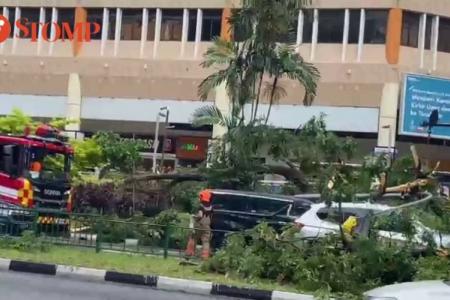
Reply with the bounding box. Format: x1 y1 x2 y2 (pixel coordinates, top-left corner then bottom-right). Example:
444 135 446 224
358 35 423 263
400 73 450 140
176 137 208 161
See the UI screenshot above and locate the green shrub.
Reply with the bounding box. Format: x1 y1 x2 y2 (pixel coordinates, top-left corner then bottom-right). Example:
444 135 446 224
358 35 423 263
415 256 450 281
170 181 206 213
204 223 420 299
0 231 50 252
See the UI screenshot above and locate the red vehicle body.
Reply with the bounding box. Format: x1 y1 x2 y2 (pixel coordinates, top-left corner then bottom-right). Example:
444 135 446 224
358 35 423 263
0 126 73 224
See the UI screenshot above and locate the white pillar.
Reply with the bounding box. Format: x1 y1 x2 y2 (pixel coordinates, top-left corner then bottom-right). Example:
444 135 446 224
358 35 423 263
153 8 162 59
100 8 109 56
140 8 149 58
341 9 350 62
37 7 46 55
296 10 304 52
212 82 231 139
377 83 400 148
113 8 122 57
419 13 427 69
357 9 365 62
66 73 82 137
0 7 9 54
431 16 439 71
48 7 58 56
310 8 318 61
194 9 203 58
180 8 189 58
12 7 21 54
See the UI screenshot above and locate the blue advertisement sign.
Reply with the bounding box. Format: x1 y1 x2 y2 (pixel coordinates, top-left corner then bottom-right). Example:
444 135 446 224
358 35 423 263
400 73 450 140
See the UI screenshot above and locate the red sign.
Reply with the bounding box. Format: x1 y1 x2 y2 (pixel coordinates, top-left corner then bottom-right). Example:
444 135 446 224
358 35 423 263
176 137 208 161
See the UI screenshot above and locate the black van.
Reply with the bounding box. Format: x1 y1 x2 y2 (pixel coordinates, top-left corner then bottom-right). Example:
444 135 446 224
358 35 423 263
204 189 312 247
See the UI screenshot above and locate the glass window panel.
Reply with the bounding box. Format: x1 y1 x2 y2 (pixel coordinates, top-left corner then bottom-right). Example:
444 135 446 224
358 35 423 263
302 9 313 43
161 9 183 41
202 9 222 41
438 17 450 53
401 11 420 48
18 7 40 38
364 10 388 44
318 9 345 43
188 9 197 42
86 8 103 40
121 9 142 41
348 9 361 44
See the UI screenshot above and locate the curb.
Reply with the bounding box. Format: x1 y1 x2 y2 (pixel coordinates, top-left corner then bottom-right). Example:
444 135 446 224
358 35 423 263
0 258 314 300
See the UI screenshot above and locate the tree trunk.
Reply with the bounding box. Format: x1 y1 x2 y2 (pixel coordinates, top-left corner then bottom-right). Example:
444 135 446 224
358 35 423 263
253 72 264 122
265 77 278 125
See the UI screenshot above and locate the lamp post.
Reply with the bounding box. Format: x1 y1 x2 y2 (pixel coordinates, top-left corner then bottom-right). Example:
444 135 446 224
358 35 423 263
382 125 393 165
152 107 168 173
160 109 171 173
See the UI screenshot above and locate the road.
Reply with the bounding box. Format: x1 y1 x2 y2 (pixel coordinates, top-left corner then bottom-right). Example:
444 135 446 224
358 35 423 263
0 271 233 300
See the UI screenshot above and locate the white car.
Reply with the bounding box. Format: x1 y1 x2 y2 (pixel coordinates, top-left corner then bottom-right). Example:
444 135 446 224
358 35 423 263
364 280 450 300
294 202 450 248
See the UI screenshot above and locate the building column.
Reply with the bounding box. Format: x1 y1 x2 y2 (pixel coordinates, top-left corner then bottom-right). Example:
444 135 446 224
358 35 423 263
377 83 400 148
66 73 82 138
385 8 403 65
180 8 189 58
100 8 109 56
48 7 58 56
220 8 232 41
194 9 203 58
212 83 231 139
310 8 318 61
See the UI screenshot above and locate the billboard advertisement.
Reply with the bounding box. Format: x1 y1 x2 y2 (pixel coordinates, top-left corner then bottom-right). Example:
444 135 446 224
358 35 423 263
400 73 450 140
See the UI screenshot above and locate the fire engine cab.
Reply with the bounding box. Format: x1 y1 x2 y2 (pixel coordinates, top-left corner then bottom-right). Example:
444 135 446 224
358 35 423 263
0 125 73 227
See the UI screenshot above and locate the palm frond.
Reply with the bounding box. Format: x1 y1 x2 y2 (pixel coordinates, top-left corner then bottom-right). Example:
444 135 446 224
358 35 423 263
198 70 230 101
201 38 236 68
192 105 234 128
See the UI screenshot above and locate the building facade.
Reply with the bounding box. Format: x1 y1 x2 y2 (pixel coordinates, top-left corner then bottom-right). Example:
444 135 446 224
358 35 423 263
1 0 450 166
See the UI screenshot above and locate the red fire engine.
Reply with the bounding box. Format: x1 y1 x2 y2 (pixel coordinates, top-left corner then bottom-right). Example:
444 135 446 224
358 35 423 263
0 125 73 229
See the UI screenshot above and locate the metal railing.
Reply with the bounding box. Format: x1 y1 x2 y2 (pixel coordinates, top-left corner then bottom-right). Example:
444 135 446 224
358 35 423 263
0 205 233 259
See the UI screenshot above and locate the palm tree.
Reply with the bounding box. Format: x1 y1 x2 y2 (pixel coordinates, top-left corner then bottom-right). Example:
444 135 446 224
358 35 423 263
196 0 319 127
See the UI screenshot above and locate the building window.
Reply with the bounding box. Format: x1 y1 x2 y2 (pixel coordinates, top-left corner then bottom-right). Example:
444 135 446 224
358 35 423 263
3 7 15 37
86 8 103 40
108 9 116 39
318 9 345 43
121 9 142 40
161 9 183 41
402 11 420 47
438 17 450 53
58 8 75 39
302 9 313 43
147 9 156 41
364 10 388 44
424 16 432 50
348 9 361 44
188 9 197 41
202 9 222 41
18 7 40 38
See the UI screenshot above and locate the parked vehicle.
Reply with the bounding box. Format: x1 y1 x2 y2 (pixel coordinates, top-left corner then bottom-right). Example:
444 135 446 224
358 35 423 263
294 202 450 248
0 125 73 232
201 189 313 248
364 280 450 300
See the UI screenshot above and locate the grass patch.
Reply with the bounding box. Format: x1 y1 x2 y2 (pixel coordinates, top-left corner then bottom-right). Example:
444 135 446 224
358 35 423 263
0 245 299 293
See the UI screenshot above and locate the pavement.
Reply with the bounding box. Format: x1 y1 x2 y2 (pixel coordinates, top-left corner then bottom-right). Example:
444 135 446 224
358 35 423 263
0 271 230 300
